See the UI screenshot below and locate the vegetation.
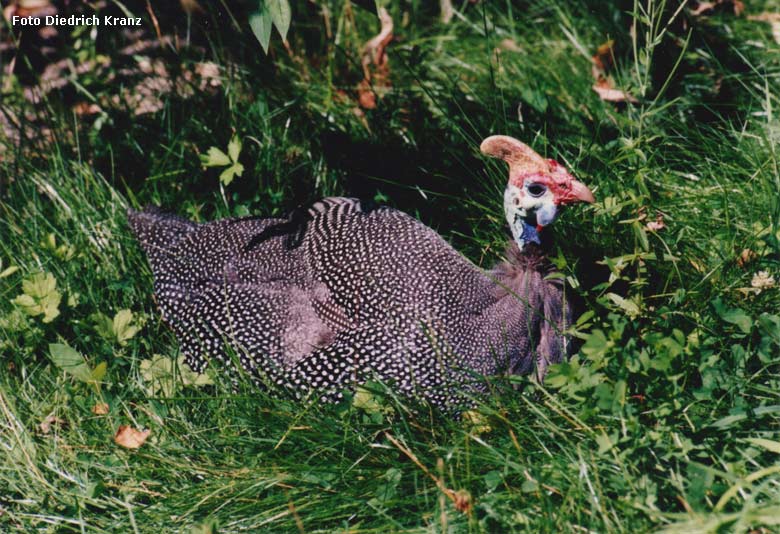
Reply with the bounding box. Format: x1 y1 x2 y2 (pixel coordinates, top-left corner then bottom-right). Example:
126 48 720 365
1 0 779 531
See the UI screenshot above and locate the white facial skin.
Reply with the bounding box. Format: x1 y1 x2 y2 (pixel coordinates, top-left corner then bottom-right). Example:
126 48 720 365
503 182 558 247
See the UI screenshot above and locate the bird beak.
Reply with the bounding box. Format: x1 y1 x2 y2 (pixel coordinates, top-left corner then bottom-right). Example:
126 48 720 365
558 179 595 205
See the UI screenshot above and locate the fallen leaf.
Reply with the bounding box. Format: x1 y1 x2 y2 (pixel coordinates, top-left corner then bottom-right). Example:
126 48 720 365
590 40 637 104
179 0 204 14
498 38 522 52
690 2 715 16
73 102 102 116
92 403 109 415
690 0 744 17
454 489 473 513
748 13 780 45
591 39 615 79
357 80 377 109
690 259 706 273
592 78 638 103
646 212 665 231
358 7 393 109
3 0 56 19
114 425 151 449
737 248 756 268
194 62 221 89
39 414 65 434
440 0 454 23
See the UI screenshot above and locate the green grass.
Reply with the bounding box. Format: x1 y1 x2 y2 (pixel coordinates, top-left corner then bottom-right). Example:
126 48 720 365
1 0 780 532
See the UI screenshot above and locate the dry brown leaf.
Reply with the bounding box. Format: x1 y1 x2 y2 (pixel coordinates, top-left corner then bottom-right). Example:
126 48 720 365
454 489 473 513
591 39 615 79
646 212 665 231
690 0 744 17
358 7 394 110
39 414 65 434
590 40 637 104
179 0 204 15
357 80 376 109
4 0 56 19
592 79 638 103
73 102 102 116
114 425 151 449
498 38 522 52
194 62 221 89
748 13 780 44
737 248 757 268
440 0 454 24
690 259 706 273
690 2 716 16
92 402 109 415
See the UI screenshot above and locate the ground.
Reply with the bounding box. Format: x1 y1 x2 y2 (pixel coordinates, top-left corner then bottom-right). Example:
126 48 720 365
1 0 780 532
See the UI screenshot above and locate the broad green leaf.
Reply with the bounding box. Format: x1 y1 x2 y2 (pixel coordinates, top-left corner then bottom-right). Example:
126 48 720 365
758 313 780 345
91 312 114 340
12 272 61 323
595 431 617 454
249 4 273 53
581 329 610 363
90 361 108 382
352 382 392 423
200 146 231 167
140 354 212 397
227 136 242 163
712 297 752 334
178 356 214 387
719 308 752 334
462 410 492 434
606 292 641 318
219 163 244 186
140 354 177 397
112 309 140 345
352 384 385 414
49 343 92 383
267 0 291 40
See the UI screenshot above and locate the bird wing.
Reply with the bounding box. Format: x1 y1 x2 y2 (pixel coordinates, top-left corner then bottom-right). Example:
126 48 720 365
299 197 483 326
128 207 353 372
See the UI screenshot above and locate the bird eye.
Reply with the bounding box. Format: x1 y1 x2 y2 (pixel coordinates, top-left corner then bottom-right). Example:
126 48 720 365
526 183 547 197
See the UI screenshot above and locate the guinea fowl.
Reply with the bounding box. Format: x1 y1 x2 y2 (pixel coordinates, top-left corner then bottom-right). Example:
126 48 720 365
128 135 595 409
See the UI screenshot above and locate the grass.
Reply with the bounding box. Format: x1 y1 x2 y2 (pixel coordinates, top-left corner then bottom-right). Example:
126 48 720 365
1 0 780 532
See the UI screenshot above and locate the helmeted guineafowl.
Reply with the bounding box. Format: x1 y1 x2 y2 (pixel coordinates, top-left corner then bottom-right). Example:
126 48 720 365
128 135 595 409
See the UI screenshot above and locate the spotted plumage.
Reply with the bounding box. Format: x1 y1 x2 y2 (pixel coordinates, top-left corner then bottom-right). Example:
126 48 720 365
128 136 594 409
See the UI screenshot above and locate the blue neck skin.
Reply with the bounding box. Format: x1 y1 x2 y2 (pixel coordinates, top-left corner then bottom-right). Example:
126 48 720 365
511 215 541 250
511 203 556 250
517 220 541 248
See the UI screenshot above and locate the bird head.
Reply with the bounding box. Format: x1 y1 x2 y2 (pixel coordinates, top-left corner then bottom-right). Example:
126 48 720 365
480 135 595 250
